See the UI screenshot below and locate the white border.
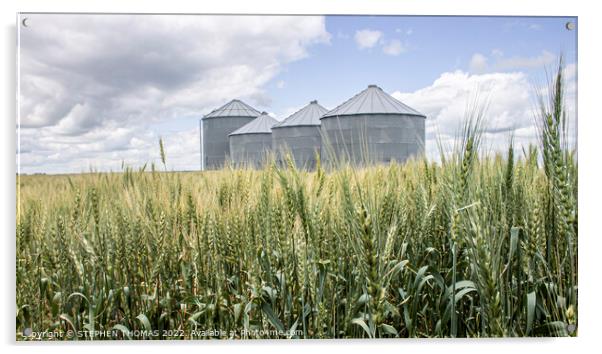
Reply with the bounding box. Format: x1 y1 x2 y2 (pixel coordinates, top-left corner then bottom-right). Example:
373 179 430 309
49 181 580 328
3 1 599 353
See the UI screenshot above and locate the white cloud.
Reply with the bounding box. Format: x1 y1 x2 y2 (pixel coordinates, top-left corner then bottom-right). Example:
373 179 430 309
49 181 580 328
276 80 286 89
395 28 413 35
355 29 409 56
469 50 557 73
391 69 576 160
52 102 95 135
354 29 383 49
382 39 405 56
393 70 534 136
491 49 504 58
160 129 201 171
18 14 331 174
496 50 556 70
503 20 545 32
469 53 489 73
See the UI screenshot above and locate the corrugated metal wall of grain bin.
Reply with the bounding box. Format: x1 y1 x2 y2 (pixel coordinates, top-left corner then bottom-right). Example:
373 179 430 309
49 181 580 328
200 99 261 170
272 100 328 169
320 84 426 166
229 112 278 168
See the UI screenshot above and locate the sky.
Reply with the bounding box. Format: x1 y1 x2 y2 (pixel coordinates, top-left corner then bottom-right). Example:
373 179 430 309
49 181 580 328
17 14 577 174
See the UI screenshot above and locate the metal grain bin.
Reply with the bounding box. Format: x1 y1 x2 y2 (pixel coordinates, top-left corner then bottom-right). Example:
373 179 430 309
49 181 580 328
200 99 260 170
272 100 328 169
229 112 278 168
320 84 426 166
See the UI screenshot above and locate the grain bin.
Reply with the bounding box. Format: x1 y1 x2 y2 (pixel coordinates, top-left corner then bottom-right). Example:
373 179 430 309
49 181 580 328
200 99 260 170
229 112 278 168
272 100 328 169
320 84 426 166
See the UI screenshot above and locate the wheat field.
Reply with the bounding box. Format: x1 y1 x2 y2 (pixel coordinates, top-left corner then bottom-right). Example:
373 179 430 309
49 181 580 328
15 66 577 340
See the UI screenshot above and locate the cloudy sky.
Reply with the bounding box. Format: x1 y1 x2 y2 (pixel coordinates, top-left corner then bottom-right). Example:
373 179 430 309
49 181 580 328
17 14 577 174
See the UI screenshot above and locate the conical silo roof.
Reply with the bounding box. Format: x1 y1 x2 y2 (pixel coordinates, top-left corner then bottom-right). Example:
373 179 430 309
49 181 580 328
203 99 261 119
273 100 328 128
321 84 425 118
229 112 278 136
